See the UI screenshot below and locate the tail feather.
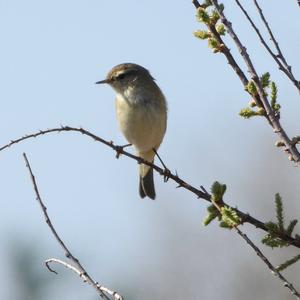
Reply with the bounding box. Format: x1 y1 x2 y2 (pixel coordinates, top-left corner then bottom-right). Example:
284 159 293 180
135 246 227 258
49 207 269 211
139 168 155 200
138 150 156 200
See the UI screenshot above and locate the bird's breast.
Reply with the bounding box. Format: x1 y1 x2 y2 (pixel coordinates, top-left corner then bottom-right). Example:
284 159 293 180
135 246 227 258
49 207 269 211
115 93 166 153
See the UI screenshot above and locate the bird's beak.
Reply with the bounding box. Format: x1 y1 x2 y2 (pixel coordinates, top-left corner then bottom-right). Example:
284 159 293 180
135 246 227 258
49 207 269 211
95 79 109 84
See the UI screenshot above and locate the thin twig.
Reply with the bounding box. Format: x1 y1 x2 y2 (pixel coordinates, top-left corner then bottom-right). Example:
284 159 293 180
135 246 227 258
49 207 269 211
1 126 298 247
235 227 300 299
192 0 201 9
253 0 288 67
46 258 85 276
235 0 300 93
23 153 122 300
208 0 300 163
210 195 300 299
45 258 123 300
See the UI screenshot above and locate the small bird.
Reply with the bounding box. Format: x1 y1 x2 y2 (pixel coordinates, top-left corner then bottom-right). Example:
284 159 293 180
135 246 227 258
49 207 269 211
96 63 167 199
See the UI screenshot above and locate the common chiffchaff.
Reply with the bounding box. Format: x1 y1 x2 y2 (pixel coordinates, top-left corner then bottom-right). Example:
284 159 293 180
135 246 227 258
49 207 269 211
96 63 167 199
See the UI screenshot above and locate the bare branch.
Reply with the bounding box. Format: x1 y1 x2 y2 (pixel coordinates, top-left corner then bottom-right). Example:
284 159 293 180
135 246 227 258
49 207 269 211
235 0 300 93
210 192 300 299
253 0 288 66
1 126 298 248
45 258 123 300
203 0 300 163
23 153 122 300
235 227 300 299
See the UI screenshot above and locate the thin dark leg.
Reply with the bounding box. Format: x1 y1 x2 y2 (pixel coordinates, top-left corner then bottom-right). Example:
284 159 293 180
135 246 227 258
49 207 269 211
153 148 170 182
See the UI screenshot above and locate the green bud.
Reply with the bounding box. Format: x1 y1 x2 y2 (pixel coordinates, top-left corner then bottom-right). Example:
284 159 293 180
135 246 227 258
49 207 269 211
270 81 277 101
286 219 298 236
193 30 211 39
219 221 232 229
203 212 217 226
196 7 210 24
265 221 279 233
216 24 225 35
210 10 220 25
260 72 270 88
220 206 241 227
218 3 225 12
207 204 218 213
270 81 281 113
246 81 257 95
203 205 219 226
262 234 287 248
211 181 226 202
208 37 219 49
276 254 300 272
239 108 258 119
275 141 285 147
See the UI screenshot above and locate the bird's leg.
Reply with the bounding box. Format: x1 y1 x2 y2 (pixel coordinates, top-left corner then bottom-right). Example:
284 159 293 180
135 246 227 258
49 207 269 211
115 143 132 158
153 148 170 182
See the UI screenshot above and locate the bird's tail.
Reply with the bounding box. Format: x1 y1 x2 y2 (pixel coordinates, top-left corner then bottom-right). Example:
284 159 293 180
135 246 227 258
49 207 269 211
139 150 156 200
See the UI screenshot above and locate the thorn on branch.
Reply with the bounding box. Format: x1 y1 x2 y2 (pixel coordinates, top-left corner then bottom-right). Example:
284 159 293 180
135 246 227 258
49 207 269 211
114 143 132 158
200 185 210 196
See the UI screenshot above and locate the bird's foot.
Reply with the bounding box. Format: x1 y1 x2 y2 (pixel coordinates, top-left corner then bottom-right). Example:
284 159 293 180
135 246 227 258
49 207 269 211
163 168 171 182
153 148 170 182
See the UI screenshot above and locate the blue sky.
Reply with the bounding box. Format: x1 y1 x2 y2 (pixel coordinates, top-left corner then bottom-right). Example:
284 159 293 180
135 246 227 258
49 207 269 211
0 1 300 299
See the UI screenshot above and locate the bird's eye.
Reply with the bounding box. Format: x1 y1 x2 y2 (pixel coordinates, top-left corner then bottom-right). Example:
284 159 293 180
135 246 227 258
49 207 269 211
117 73 125 80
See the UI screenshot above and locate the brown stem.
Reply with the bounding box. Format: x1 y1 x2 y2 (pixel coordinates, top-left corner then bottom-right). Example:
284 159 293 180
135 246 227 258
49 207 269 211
23 153 121 300
194 0 300 163
235 227 300 299
2 126 298 248
235 0 300 94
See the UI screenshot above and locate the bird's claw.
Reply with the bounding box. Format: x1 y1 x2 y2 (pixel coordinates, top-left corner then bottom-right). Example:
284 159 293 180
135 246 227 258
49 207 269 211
163 168 171 182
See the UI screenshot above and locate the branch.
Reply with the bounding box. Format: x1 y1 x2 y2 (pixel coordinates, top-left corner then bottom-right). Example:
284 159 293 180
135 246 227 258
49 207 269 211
2 126 299 248
210 196 300 299
45 258 123 300
235 227 300 299
193 0 300 163
23 153 123 300
235 0 300 93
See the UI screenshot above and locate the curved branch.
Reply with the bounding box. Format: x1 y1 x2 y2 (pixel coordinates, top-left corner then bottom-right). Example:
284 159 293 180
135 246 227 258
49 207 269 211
2 126 299 248
45 258 123 300
23 153 122 300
